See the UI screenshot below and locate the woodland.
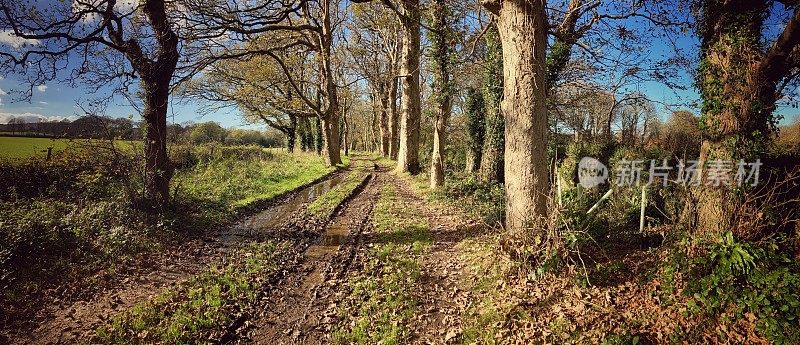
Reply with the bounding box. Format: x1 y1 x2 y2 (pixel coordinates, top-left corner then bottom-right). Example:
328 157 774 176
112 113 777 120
1 0 800 343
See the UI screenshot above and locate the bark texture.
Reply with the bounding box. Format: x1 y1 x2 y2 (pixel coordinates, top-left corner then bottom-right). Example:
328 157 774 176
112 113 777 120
396 0 422 174
485 0 550 231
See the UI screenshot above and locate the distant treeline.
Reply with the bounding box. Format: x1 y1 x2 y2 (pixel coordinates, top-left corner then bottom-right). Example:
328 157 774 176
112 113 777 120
0 116 284 147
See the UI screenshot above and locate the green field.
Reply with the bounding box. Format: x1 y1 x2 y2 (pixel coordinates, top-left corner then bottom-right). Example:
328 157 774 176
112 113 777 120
0 136 71 159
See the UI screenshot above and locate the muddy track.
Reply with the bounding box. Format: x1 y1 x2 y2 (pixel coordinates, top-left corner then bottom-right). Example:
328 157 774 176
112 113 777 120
3 163 359 345
235 165 386 344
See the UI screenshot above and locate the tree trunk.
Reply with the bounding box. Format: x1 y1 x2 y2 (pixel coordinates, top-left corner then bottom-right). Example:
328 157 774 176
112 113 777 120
314 117 323 155
141 82 174 209
343 110 350 157
321 115 341 166
299 117 312 151
479 24 504 183
465 87 485 174
378 83 391 156
693 0 784 236
485 0 550 231
429 0 451 189
286 115 297 153
396 0 421 174
389 75 400 159
116 0 179 210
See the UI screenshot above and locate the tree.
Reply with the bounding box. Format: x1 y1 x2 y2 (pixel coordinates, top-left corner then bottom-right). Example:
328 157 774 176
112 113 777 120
183 0 343 165
428 0 454 188
189 122 227 144
482 0 550 231
0 0 182 208
478 25 504 183
346 3 402 158
183 47 317 153
693 0 800 235
658 110 702 157
464 87 486 173
396 0 422 174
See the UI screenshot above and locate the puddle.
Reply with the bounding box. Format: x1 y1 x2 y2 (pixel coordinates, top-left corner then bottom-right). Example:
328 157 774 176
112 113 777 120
306 216 349 259
217 174 347 244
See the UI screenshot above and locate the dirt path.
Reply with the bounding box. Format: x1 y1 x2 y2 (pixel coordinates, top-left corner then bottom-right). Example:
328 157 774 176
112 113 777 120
238 166 483 344
240 170 385 344
7 168 351 345
391 178 483 344
10 158 485 345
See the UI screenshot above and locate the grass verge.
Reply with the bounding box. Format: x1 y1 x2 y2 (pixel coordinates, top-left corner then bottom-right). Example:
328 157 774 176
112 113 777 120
332 184 431 345
1 148 340 329
306 165 367 219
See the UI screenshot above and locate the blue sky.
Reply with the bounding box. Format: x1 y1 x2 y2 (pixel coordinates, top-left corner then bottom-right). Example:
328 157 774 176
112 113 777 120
0 1 796 129
0 77 263 129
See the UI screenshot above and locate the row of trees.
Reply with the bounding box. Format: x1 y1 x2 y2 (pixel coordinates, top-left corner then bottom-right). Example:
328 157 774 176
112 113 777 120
1 116 282 147
2 0 800 237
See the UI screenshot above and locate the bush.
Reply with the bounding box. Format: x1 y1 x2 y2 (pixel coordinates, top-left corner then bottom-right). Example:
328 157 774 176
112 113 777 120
686 233 800 343
439 172 505 224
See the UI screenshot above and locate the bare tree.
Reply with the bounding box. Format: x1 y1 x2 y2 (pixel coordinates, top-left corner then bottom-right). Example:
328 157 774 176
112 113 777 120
345 3 402 157
0 0 184 208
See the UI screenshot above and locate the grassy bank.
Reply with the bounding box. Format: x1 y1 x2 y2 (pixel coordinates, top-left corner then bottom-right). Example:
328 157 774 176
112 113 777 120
174 150 340 208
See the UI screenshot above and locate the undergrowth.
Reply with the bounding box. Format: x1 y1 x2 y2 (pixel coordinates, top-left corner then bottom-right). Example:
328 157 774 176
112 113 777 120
425 172 505 225
678 232 800 343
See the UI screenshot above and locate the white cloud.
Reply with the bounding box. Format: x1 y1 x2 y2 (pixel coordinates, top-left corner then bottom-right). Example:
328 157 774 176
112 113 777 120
0 112 78 124
36 85 47 92
0 30 40 49
0 88 6 96
38 101 48 105
73 0 140 24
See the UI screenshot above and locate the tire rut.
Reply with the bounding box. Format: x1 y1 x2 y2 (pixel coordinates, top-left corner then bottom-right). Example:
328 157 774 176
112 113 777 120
239 169 387 345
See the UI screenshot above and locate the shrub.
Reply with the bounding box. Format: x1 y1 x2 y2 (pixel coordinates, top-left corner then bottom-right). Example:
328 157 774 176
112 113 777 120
686 233 800 343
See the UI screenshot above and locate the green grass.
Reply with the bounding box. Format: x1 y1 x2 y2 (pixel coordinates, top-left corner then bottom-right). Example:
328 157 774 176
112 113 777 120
94 241 285 344
0 136 138 161
1 148 348 331
333 184 431 344
307 167 367 219
174 151 338 208
0 136 70 159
